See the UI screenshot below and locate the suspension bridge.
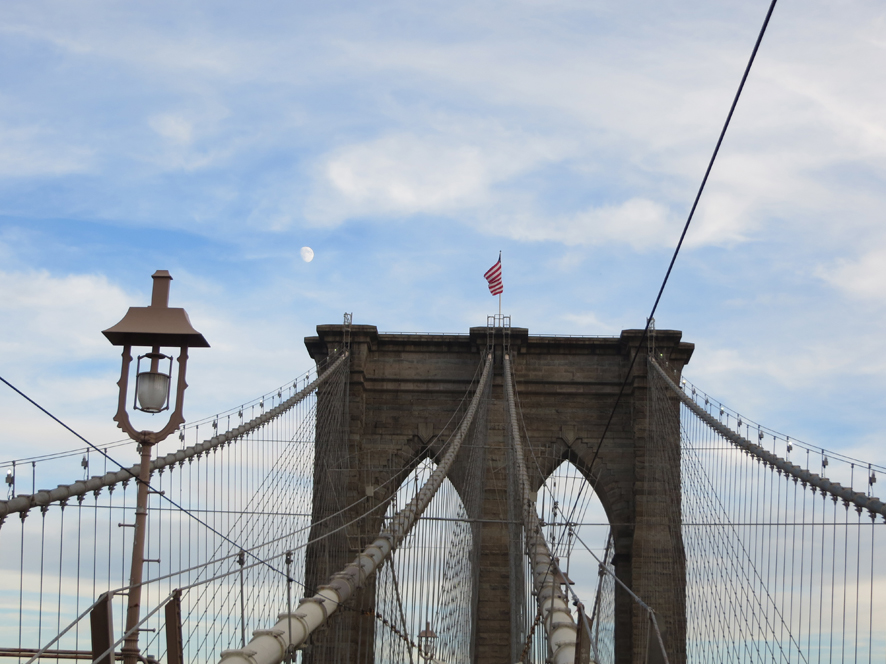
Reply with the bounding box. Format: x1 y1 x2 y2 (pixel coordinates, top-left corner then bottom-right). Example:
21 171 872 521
1 316 883 664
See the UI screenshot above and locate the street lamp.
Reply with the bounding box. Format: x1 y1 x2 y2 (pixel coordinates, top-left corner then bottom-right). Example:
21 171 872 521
103 270 209 664
103 270 209 443
418 621 437 662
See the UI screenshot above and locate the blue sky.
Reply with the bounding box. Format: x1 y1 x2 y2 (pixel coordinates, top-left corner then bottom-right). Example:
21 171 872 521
1 0 885 473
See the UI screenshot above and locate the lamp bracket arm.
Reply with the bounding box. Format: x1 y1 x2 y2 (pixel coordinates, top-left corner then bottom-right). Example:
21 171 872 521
113 346 147 444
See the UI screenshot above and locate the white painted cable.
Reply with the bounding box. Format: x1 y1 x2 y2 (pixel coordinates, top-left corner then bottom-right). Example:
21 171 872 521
503 353 583 664
218 354 494 664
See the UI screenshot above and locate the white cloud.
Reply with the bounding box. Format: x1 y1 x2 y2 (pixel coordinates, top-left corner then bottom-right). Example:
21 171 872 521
492 198 675 249
303 2 886 257
0 8 244 79
306 128 678 249
149 113 194 144
326 137 489 212
307 130 567 224
816 248 886 300
0 124 93 177
3 0 883 259
0 269 133 364
0 270 136 455
140 101 240 172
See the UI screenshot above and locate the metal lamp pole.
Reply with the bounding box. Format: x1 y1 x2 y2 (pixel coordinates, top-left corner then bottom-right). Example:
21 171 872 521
103 271 209 664
121 439 154 664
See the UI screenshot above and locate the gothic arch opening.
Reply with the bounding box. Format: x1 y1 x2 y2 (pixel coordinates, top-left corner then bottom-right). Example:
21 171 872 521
537 458 616 663
374 458 478 664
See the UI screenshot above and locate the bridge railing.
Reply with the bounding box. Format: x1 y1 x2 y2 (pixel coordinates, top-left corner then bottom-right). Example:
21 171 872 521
652 360 885 520
650 357 886 663
669 371 884 502
0 358 331 519
0 350 350 664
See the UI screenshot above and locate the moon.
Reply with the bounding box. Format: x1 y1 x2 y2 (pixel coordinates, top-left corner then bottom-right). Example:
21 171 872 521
300 246 314 263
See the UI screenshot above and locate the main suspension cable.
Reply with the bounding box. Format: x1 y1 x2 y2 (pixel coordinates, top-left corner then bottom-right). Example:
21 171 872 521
583 0 780 481
0 351 349 586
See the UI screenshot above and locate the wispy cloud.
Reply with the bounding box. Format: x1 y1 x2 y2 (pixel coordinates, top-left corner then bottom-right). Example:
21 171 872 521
306 127 568 223
816 248 886 301
0 0 884 470
0 269 131 364
0 124 93 177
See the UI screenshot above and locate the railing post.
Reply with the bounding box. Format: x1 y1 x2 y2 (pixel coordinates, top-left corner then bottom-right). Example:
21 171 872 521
238 551 247 648
165 589 184 664
90 592 116 664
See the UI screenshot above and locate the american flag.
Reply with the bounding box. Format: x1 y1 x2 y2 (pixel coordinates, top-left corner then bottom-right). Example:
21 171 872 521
484 255 503 295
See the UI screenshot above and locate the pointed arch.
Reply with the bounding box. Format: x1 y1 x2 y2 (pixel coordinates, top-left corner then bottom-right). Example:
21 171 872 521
374 458 478 664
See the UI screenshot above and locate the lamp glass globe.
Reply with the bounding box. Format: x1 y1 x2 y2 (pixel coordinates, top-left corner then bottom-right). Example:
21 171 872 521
136 371 170 412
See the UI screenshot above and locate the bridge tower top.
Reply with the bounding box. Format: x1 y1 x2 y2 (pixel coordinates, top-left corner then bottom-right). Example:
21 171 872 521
304 321 693 663
306 324 694 377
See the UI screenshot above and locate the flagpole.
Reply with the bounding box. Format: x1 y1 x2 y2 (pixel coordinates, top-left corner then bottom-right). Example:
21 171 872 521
498 251 502 318
484 251 503 321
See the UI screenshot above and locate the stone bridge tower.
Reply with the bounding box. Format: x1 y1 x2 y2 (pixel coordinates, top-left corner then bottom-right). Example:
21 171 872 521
304 324 693 664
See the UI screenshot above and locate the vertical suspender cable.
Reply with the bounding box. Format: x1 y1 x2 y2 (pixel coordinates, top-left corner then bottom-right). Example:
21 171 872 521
218 354 493 664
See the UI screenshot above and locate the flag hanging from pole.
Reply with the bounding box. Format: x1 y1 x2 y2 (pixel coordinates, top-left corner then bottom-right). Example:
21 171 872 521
484 254 503 295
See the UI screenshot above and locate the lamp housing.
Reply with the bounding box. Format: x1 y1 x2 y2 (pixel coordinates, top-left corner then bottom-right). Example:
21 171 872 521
418 621 437 659
103 270 209 444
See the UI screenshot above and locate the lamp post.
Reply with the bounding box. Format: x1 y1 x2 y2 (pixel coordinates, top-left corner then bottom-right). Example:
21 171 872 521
417 621 437 662
103 270 209 664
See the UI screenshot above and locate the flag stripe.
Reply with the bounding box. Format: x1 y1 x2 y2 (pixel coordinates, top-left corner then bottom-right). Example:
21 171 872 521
484 258 503 295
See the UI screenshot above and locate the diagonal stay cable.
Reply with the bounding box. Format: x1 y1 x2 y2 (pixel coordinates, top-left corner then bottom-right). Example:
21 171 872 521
219 353 494 664
576 0 780 507
0 358 345 586
164 350 484 612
